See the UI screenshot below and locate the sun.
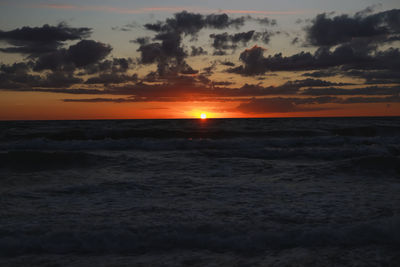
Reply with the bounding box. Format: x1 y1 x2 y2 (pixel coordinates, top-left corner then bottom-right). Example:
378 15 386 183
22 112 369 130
200 113 207 119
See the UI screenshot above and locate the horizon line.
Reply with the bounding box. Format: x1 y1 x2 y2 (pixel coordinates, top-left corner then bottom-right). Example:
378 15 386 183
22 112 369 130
1 115 399 122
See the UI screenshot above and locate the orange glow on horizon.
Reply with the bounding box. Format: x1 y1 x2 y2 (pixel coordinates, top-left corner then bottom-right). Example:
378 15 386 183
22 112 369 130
1 92 400 120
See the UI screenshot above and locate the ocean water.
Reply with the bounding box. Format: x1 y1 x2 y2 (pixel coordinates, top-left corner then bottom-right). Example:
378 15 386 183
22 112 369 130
0 117 399 266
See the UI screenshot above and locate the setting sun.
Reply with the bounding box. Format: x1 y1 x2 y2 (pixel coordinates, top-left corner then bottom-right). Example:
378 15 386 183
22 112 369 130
200 113 207 119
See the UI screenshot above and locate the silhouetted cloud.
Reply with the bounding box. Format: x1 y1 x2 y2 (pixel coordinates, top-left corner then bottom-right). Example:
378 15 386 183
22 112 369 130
209 30 271 55
302 69 340 78
346 70 400 84
85 73 138 85
341 95 400 104
234 95 400 114
220 61 235 67
68 40 113 67
190 46 208 56
144 11 247 36
235 97 328 113
111 21 139 32
302 86 400 96
1 7 399 115
134 11 278 76
36 72 83 88
135 11 268 77
306 9 400 47
253 17 277 26
0 23 91 56
285 78 351 88
229 44 400 75
303 68 400 84
82 58 134 75
34 40 112 71
130 37 151 45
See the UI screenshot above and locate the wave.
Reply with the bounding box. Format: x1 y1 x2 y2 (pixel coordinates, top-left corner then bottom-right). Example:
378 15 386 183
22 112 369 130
2 129 331 142
4 126 400 141
1 217 399 256
335 155 400 175
0 151 107 171
2 118 400 143
1 135 398 152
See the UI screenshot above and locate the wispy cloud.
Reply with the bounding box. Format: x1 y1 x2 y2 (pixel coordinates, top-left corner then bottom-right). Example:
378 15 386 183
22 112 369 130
35 3 305 15
37 4 206 14
219 9 306 15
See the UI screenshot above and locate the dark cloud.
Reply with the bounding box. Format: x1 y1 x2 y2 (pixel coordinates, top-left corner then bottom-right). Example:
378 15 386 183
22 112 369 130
98 78 346 98
210 31 250 50
0 23 91 55
235 94 400 114
0 62 31 74
34 40 112 71
144 11 247 36
205 13 246 29
37 72 83 88
111 21 139 32
2 9 399 115
61 96 249 103
130 37 151 46
227 45 266 75
61 95 400 110
88 58 134 74
285 78 351 88
302 69 340 78
291 37 300 45
190 46 208 56
223 79 348 96
136 11 276 76
209 31 271 55
302 86 400 96
306 9 400 47
63 97 143 103
2 61 398 109
213 50 227 56
228 83 300 96
0 62 85 89
137 11 251 76
85 73 138 85
346 69 400 84
210 32 236 50
202 62 217 76
354 5 382 17
212 81 234 86
137 30 187 76
179 62 199 74
68 40 113 67
235 97 327 114
0 42 120 90
253 17 277 26
295 19 303 24
341 95 400 104
303 68 400 84
230 43 400 75
0 62 40 90
137 43 164 64
220 61 235 67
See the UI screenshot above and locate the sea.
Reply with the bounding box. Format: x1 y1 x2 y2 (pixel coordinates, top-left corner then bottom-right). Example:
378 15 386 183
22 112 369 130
0 117 399 266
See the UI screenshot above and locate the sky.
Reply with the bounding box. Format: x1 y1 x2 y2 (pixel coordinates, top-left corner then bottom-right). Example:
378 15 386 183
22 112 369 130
0 0 399 119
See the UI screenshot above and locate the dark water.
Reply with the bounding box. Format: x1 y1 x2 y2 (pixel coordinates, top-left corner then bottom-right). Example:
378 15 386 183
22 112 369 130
0 118 399 266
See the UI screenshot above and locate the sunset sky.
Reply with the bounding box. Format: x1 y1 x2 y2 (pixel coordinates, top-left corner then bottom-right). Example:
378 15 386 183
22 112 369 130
0 0 399 119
